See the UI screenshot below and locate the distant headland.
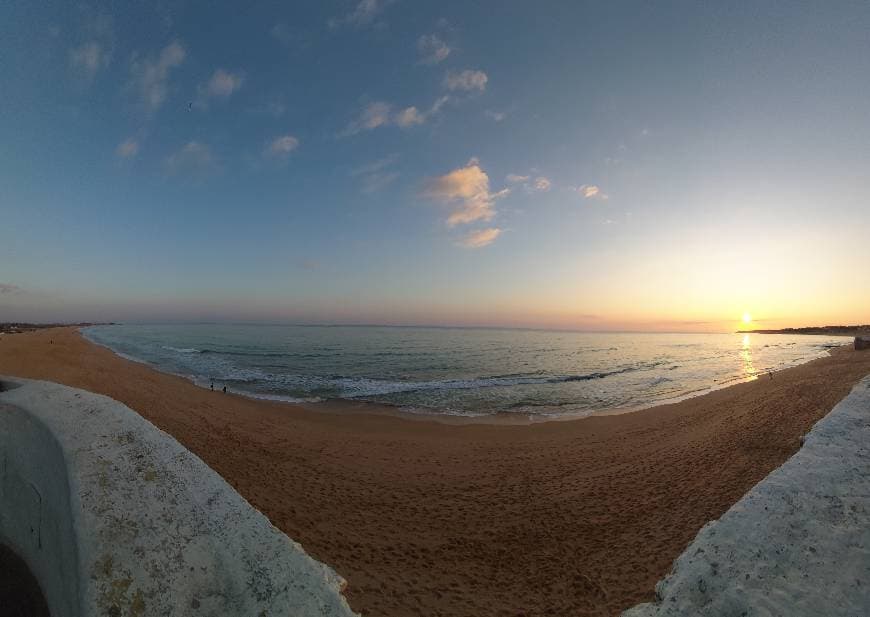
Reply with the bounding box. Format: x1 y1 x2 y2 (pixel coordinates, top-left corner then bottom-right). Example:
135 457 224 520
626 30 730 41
741 325 870 336
0 323 112 335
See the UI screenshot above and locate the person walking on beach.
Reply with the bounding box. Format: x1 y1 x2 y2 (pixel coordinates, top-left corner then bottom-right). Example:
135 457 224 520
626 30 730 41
210 380 214 391
222 385 227 394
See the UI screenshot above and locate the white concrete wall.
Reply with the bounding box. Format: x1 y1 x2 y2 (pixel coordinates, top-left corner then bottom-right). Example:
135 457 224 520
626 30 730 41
624 375 870 617
0 391 80 616
0 376 359 617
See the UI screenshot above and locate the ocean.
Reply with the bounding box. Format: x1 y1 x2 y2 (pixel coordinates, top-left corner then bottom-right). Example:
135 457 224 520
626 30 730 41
82 324 847 420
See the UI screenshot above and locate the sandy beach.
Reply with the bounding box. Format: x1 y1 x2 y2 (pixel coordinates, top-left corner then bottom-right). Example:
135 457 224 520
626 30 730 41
1 328 869 616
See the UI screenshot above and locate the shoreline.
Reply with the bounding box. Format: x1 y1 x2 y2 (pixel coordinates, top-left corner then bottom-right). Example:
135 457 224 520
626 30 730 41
2 327 870 616
78 325 848 426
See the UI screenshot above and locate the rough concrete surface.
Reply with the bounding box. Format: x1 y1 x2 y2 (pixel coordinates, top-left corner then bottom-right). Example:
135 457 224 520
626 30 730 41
0 376 359 617
624 375 870 616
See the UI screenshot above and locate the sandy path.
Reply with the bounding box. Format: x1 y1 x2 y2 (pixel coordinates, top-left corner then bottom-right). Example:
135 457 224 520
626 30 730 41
1 328 868 616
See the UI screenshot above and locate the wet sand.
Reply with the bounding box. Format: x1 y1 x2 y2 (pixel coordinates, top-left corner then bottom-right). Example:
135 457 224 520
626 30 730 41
1 327 868 616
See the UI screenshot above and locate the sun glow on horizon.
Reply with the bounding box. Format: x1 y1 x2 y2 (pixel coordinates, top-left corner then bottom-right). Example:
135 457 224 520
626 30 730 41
742 312 753 325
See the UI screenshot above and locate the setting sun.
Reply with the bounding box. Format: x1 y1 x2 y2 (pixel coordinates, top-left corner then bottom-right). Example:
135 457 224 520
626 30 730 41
742 312 753 324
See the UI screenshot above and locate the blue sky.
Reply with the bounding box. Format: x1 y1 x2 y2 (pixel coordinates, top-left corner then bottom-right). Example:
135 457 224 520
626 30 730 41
2 1 870 329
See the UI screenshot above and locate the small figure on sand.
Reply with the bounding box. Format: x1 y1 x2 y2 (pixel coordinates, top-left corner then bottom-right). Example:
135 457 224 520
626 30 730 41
769 372 774 380
210 380 214 391
222 385 227 394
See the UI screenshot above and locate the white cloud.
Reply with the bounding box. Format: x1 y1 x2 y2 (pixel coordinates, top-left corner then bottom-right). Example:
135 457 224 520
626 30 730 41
343 97 448 136
423 158 508 227
396 96 448 126
166 141 213 173
129 41 186 111
429 95 450 115
417 34 450 65
204 69 244 98
533 177 552 192
507 173 551 192
329 0 394 29
342 101 392 135
485 110 507 122
460 228 502 248
444 69 488 93
69 13 114 82
69 41 111 80
506 174 529 184
266 135 300 157
116 138 139 158
395 106 425 128
575 184 608 200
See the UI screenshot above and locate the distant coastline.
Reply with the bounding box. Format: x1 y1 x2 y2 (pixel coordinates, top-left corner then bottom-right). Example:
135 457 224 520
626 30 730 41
741 325 870 336
0 322 113 335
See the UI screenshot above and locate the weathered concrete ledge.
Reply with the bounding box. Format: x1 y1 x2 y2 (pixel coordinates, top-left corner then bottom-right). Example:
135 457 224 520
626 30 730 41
624 375 870 616
0 376 359 617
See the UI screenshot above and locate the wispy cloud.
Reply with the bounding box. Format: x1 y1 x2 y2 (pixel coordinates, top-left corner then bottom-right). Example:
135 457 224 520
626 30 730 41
342 96 448 136
395 95 448 127
507 173 551 192
417 34 451 65
533 177 552 192
460 227 502 248
203 68 244 99
423 158 508 227
194 69 244 109
116 138 139 158
444 69 488 93
69 12 114 83
361 170 399 193
485 110 507 122
342 101 392 135
69 41 111 81
575 184 608 200
265 135 300 158
394 106 425 128
166 141 213 174
352 154 400 193
0 283 23 295
129 41 186 111
329 0 395 29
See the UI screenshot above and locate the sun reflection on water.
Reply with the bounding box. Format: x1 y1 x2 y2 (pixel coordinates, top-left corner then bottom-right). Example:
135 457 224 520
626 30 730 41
740 333 758 380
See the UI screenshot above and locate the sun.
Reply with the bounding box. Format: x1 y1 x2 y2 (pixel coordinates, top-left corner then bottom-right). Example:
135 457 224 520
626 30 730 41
742 312 752 324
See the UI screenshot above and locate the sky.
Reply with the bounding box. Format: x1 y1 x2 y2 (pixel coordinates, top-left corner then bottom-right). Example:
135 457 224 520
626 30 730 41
1 1 869 332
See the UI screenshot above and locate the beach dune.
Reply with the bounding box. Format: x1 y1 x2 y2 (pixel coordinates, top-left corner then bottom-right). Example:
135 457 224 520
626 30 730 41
1 327 869 616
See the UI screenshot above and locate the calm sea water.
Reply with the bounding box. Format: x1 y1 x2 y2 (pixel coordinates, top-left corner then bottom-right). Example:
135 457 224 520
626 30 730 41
82 324 847 419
